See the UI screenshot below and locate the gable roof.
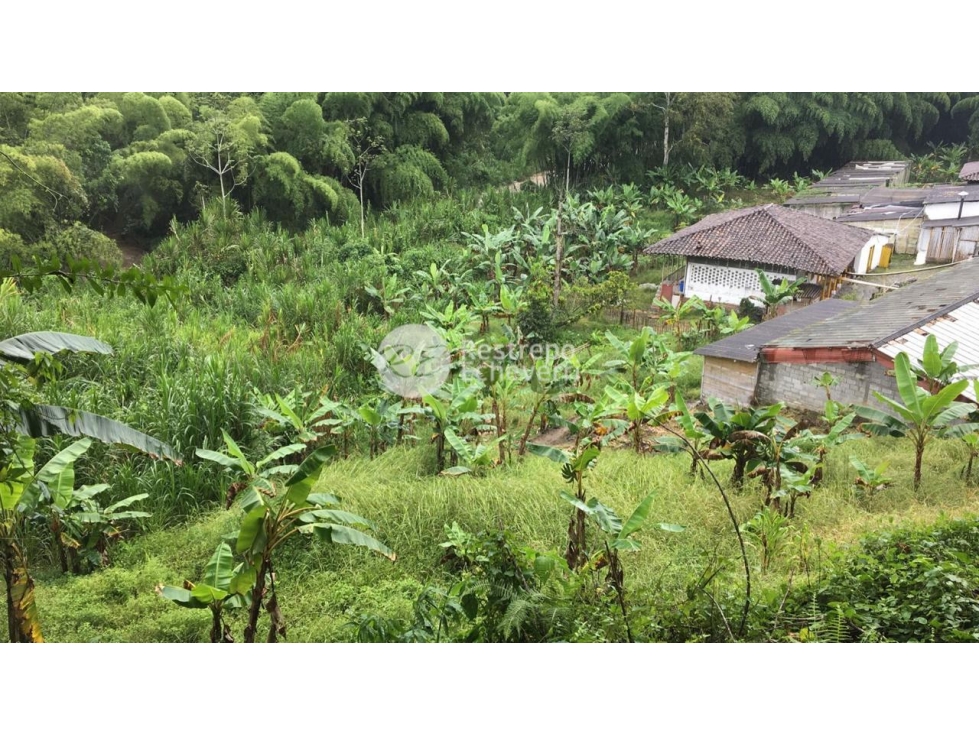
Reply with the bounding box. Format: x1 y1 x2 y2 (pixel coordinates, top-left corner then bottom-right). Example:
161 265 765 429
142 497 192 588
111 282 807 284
695 299 859 363
765 258 979 349
923 186 979 204
836 204 923 223
877 300 979 403
960 161 979 183
643 204 873 276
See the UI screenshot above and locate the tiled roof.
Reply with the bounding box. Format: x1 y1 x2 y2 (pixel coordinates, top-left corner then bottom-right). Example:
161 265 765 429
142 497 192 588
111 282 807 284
695 299 859 363
960 162 979 183
643 204 873 276
766 258 979 349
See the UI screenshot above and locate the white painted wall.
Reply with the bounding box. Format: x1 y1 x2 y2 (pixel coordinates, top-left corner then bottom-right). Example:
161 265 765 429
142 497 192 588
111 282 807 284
924 201 979 221
682 262 797 306
851 235 889 274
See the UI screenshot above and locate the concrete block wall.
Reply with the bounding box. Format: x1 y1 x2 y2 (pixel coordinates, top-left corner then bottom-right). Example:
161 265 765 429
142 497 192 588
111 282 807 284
755 360 899 413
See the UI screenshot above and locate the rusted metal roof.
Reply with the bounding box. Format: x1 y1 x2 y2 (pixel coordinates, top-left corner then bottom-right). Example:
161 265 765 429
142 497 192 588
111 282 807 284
877 300 979 402
695 299 858 363
764 258 979 349
960 161 979 183
643 204 873 276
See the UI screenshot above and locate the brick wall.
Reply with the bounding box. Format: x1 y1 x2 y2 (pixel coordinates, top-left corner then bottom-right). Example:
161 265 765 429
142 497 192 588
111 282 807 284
755 360 899 412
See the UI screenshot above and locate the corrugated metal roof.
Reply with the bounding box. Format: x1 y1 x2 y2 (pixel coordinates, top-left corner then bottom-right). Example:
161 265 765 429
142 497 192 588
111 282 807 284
859 187 932 207
643 204 873 275
921 215 979 229
923 187 979 204
785 161 910 207
837 205 924 223
786 189 866 205
960 162 979 183
695 299 859 362
766 258 979 349
877 300 979 402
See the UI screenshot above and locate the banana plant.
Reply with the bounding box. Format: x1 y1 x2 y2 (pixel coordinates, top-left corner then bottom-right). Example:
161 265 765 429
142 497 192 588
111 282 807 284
465 282 500 334
663 190 701 230
528 443 600 571
604 384 670 454
656 392 713 474
653 296 705 340
199 443 395 642
196 429 307 507
158 542 254 643
464 224 516 287
354 398 405 458
694 399 783 486
441 428 501 475
855 352 974 490
2 436 109 641
498 283 524 326
851 457 892 500
40 479 149 574
911 334 977 392
0 331 173 643
516 354 574 456
604 327 691 395
753 270 805 320
961 433 979 484
364 273 410 318
422 379 493 472
254 389 342 449
560 490 683 641
767 177 793 199
2 437 75 642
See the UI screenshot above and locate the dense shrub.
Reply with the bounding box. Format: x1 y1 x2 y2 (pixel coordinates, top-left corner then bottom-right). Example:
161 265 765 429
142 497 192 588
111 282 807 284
0 223 122 268
785 518 979 642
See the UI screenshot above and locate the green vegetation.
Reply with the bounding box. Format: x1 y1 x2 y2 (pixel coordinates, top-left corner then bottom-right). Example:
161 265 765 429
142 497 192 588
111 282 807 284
3 91 979 643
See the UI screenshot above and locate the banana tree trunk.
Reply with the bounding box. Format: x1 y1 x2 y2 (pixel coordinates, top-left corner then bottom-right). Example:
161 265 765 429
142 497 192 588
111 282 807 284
244 556 270 643
2 535 44 642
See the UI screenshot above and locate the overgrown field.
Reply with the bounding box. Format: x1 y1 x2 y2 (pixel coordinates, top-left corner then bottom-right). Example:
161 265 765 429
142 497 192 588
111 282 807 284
26 439 979 642
5 168 979 643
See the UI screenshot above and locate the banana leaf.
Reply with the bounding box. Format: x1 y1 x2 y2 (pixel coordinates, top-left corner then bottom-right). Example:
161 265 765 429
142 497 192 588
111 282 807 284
0 331 113 362
15 404 176 461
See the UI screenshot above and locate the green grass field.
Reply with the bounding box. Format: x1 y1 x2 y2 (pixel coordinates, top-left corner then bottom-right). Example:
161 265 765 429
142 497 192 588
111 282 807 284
24 432 978 642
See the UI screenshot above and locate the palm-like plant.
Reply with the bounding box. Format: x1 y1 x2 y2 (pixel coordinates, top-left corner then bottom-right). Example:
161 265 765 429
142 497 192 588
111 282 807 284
1 332 174 643
753 270 805 320
662 191 701 230
855 352 974 490
196 441 394 642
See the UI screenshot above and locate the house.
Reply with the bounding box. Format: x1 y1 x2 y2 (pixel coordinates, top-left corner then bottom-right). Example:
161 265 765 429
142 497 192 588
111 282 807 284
912 187 979 264
785 161 910 220
835 204 923 256
695 299 858 406
921 186 979 221
754 257 979 411
959 161 979 183
643 204 889 307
